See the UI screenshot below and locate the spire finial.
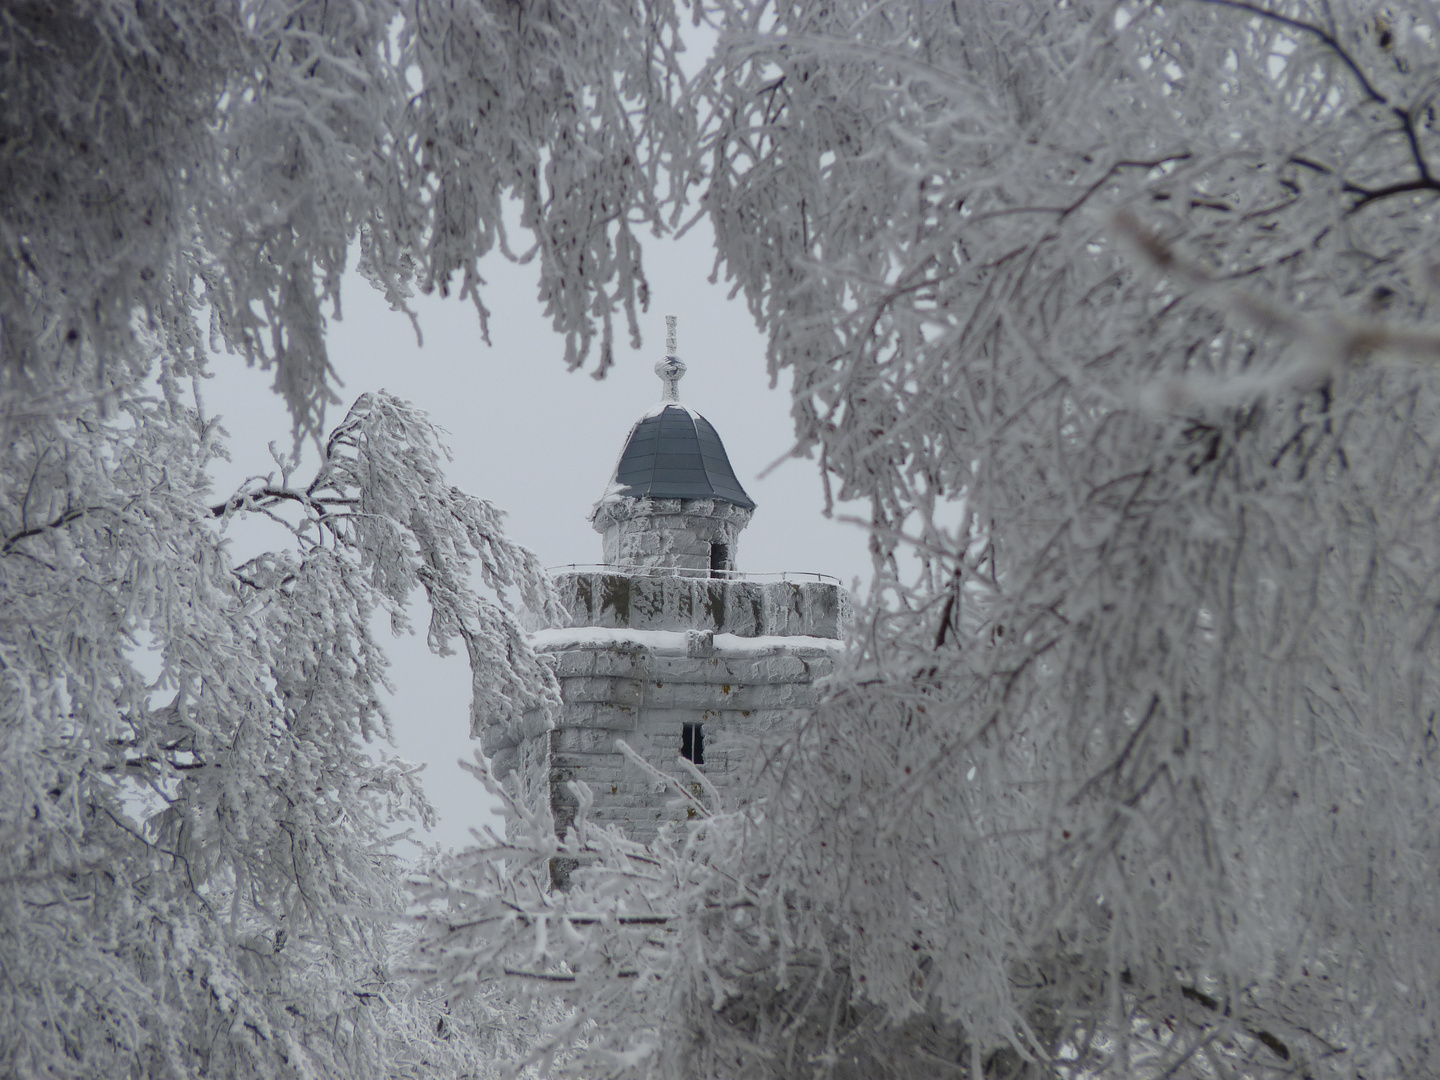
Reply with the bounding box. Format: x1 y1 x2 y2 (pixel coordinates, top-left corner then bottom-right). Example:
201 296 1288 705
655 314 686 402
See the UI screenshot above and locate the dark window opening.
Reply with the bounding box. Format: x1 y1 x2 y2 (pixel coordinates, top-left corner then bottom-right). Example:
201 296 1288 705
709 542 729 578
681 722 705 765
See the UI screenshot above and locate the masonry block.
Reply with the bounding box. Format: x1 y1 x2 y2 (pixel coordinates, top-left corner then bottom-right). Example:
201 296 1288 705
551 727 617 753
561 675 645 706
552 650 598 678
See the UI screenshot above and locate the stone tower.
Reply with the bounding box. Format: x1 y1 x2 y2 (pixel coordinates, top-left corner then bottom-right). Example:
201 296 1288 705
484 317 848 844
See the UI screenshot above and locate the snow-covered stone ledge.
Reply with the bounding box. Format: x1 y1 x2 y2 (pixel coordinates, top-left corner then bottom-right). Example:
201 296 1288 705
551 570 849 639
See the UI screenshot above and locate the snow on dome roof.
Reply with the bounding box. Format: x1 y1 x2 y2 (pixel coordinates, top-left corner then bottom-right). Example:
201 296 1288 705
607 404 756 509
602 315 756 509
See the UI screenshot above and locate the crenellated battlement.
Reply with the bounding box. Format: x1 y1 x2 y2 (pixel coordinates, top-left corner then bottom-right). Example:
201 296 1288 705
552 569 848 639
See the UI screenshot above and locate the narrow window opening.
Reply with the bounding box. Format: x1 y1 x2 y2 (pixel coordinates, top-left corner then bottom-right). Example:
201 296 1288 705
681 722 705 765
709 542 729 578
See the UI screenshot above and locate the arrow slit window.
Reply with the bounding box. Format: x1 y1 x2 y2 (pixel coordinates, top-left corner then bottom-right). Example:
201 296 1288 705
681 722 705 765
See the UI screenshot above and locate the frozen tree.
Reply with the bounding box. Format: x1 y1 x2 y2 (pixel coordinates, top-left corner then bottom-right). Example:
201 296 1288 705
0 377 562 1076
17 0 1440 1076
0 0 686 1076
1 0 688 436
417 2 1440 1078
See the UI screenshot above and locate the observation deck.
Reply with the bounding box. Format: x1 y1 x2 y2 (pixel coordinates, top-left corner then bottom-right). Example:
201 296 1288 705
546 564 848 640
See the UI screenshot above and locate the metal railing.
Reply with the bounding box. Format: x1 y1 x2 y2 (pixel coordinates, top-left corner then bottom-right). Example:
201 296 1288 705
545 563 843 586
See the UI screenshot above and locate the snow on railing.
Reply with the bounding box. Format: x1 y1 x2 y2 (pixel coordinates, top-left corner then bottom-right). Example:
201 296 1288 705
545 563 842 586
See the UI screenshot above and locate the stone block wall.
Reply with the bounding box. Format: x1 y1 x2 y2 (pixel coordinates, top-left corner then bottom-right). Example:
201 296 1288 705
483 562 850 851
591 497 753 573
488 634 841 844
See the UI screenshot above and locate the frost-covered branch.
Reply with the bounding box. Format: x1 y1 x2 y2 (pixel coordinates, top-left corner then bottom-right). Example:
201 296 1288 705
2 0 690 440
17 0 1440 1075
0 379 558 1077
1201 0 1440 211
411 755 736 1076
3 505 100 553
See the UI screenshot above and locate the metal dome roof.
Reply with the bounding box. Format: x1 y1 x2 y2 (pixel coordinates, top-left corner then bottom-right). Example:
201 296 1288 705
608 404 756 510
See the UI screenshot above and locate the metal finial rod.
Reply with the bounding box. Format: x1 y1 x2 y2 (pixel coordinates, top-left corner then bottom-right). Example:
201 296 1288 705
655 314 686 402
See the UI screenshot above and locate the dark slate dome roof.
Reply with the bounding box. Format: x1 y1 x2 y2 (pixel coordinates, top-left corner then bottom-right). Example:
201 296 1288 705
608 405 756 509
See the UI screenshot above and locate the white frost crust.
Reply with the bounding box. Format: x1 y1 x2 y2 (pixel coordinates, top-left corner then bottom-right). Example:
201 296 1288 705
591 404 710 506
528 626 844 654
641 400 706 420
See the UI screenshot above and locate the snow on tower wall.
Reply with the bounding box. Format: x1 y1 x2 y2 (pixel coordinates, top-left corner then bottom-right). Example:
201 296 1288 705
592 497 752 574
485 567 849 847
489 624 843 844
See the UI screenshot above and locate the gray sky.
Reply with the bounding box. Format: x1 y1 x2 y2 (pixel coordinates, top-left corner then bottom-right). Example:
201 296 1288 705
206 221 873 853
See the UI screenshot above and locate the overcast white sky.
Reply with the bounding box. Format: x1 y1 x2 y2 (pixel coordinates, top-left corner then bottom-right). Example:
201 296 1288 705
205 220 873 853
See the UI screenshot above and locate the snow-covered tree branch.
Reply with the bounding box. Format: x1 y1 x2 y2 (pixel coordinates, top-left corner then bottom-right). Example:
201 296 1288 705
2 0 687 438
2 3 677 1075
413 2 1440 1077
14 0 1440 1076
0 364 559 1077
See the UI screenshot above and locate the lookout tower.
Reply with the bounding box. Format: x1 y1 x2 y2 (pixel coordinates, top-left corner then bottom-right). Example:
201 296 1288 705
482 317 849 846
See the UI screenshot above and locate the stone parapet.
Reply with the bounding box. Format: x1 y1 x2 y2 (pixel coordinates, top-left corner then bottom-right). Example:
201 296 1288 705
554 571 848 639
489 629 844 844
591 497 752 574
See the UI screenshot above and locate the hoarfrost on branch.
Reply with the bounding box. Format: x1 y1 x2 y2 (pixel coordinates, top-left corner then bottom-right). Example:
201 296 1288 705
11 1 1440 1078
419 3 1440 1078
